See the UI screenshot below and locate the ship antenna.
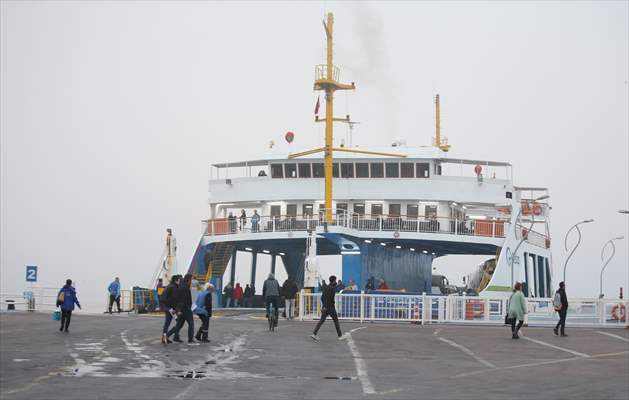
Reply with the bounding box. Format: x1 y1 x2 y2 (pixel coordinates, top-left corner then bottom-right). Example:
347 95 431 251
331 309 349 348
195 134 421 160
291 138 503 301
434 94 451 152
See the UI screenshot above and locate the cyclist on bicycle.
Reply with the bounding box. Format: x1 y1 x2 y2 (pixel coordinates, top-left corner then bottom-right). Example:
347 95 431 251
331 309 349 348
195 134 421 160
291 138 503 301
263 273 281 327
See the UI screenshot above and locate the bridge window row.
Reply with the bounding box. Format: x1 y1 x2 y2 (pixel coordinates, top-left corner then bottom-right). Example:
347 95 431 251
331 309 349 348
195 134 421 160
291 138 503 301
270 162 431 179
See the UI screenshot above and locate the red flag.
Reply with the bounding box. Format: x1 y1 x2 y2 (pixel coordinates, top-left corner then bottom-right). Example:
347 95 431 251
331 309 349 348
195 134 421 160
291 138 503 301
314 96 320 115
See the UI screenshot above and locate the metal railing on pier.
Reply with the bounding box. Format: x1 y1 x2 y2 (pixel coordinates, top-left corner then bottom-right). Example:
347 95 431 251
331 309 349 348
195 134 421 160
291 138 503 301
298 291 629 328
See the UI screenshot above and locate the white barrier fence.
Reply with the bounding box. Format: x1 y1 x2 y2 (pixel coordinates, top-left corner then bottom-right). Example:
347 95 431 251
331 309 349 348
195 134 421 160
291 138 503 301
298 291 629 328
0 287 60 312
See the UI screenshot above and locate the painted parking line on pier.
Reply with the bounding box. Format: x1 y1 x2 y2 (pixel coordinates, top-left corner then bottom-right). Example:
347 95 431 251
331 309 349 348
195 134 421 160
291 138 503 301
437 337 497 369
520 333 590 358
596 331 629 343
346 327 375 395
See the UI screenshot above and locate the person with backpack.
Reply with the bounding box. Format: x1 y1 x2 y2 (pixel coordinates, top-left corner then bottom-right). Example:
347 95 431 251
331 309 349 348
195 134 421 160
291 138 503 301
161 275 181 344
310 275 349 341
107 277 121 314
507 282 527 339
193 283 214 342
57 279 81 333
263 273 281 325
553 281 569 337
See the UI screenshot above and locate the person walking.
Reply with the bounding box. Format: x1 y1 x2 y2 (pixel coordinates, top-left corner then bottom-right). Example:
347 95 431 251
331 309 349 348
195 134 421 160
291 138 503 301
57 279 81 333
161 275 180 344
263 273 281 325
310 275 348 341
193 283 214 343
553 281 569 337
166 274 197 345
107 277 122 314
508 282 527 339
243 284 252 307
282 278 299 320
223 283 234 308
233 283 244 307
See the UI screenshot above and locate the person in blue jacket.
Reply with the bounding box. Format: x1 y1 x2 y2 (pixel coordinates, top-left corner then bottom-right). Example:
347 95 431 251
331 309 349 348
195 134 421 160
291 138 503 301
193 283 214 342
108 277 121 314
57 279 81 332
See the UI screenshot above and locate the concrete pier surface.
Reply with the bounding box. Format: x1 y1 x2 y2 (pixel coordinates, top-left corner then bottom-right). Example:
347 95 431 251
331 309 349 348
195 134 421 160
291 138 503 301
1 311 628 400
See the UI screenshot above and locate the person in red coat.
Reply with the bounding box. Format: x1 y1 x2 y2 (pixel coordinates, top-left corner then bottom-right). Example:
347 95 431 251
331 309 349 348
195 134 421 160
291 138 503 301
233 283 244 307
377 278 388 290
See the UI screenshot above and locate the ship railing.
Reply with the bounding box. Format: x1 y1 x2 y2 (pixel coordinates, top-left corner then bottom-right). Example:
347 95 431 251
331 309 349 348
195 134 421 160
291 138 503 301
515 224 550 248
204 212 510 238
298 291 629 327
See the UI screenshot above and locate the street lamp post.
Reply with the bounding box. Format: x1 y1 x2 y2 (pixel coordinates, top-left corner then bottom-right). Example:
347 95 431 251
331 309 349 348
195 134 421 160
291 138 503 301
599 236 624 298
562 219 594 283
509 194 550 286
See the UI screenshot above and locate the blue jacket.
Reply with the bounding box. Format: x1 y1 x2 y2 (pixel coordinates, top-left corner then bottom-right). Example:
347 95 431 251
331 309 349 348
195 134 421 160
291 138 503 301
193 290 212 317
59 285 81 311
108 280 121 298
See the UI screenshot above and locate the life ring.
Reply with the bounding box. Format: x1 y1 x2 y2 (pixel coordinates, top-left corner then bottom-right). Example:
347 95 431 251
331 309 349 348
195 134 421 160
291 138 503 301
611 304 626 321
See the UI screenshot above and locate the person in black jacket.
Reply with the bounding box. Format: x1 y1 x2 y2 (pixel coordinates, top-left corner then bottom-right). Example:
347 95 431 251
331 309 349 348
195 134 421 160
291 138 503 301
310 275 348 341
282 278 299 320
554 281 569 337
161 275 180 344
166 274 197 344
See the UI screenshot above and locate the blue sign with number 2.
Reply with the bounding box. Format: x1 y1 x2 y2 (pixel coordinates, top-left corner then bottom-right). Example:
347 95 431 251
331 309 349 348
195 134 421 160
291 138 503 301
26 266 37 282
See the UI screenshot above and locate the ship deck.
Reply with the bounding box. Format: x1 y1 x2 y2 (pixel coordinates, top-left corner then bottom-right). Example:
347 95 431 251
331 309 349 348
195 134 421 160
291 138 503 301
1 311 627 400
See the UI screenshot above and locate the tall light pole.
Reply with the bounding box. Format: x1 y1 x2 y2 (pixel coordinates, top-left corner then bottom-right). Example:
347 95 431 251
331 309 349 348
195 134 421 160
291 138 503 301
509 194 550 286
563 219 594 283
599 236 624 298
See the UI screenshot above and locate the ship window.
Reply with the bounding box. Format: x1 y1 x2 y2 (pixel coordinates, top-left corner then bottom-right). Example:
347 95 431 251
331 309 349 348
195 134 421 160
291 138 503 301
284 163 297 178
545 258 552 297
353 203 365 215
333 163 339 178
356 163 369 178
270 205 281 218
312 163 324 177
341 163 354 178
389 204 401 217
407 204 419 219
425 205 437 219
370 163 384 178
336 203 348 214
286 204 297 217
302 204 313 217
435 163 442 176
401 163 414 178
298 163 311 178
385 162 400 178
416 163 430 178
370 203 383 216
271 164 284 178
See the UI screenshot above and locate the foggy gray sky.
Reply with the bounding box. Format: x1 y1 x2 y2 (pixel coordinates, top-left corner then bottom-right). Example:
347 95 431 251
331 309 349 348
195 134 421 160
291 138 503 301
1 1 628 311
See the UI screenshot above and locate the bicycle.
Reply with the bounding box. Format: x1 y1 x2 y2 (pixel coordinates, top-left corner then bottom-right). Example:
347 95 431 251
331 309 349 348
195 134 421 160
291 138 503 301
267 301 278 332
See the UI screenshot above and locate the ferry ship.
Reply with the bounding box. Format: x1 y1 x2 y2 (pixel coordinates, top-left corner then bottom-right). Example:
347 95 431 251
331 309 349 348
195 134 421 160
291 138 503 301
184 13 552 304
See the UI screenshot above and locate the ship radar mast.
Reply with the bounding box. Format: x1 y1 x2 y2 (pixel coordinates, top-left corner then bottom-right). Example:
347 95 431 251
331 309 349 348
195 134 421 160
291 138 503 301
289 12 406 223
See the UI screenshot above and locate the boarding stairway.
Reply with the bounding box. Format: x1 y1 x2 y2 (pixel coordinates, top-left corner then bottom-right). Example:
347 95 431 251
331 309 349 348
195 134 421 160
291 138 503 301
192 242 234 284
